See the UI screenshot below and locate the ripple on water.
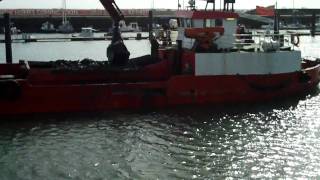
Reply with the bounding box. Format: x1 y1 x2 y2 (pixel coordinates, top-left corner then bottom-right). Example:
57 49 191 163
1 90 320 179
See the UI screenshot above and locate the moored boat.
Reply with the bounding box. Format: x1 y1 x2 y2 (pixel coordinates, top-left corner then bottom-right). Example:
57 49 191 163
41 21 56 33
119 20 141 32
74 27 96 38
57 0 74 33
0 0 319 115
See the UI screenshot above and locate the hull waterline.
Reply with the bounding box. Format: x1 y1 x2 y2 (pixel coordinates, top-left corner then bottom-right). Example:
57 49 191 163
0 62 319 115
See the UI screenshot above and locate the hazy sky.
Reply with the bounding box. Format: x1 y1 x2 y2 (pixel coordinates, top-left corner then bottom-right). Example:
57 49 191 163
0 0 318 10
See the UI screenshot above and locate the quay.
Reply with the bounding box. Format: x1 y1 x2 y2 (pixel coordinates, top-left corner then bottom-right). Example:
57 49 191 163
1 8 320 33
0 35 149 43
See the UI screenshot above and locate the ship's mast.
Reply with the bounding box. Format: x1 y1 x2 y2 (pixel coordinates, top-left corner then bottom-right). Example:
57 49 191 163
62 0 67 24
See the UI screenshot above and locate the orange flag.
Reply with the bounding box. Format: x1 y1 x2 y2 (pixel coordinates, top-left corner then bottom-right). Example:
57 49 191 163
256 5 275 17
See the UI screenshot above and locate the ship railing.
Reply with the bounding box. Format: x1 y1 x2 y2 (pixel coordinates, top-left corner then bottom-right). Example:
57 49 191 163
232 33 296 52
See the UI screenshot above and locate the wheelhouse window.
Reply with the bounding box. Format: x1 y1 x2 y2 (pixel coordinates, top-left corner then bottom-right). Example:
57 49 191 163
204 19 215 27
186 19 192 28
178 18 185 27
193 20 203 28
215 19 223 26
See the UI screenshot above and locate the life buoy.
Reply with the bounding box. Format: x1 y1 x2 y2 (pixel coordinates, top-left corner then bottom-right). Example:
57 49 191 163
291 34 300 47
185 27 224 51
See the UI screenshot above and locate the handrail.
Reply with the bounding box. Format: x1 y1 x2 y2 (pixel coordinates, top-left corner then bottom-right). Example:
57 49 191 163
233 33 296 51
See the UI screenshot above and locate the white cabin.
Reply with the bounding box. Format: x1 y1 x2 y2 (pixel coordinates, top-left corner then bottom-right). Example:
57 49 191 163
176 11 238 50
173 10 302 76
79 27 96 38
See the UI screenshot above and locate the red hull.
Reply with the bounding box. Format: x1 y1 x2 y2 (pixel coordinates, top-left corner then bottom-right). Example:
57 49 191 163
0 61 319 115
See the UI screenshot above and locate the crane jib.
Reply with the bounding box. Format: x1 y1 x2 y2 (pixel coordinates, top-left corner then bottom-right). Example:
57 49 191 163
99 0 124 23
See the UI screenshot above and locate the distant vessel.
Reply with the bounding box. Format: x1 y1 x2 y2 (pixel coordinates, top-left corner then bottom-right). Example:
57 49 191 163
286 22 307 30
119 20 141 32
78 27 96 38
105 21 141 36
261 23 273 30
40 21 56 33
57 21 74 33
57 0 74 33
10 26 22 34
4 23 22 34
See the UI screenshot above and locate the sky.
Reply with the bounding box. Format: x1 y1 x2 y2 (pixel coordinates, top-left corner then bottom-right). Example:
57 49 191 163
0 0 319 10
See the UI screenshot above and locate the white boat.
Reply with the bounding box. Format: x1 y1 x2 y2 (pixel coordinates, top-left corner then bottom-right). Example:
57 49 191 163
21 33 35 41
10 27 21 34
3 23 22 34
78 27 96 38
119 20 141 32
57 0 74 33
57 21 74 33
286 23 306 30
41 21 56 33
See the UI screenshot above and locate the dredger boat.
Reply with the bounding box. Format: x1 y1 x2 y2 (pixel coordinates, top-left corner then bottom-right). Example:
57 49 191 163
0 0 319 115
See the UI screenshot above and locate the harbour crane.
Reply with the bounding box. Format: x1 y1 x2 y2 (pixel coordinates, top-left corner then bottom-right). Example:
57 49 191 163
98 0 236 66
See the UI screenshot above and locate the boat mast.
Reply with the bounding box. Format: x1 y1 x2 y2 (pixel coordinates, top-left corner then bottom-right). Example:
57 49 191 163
62 0 67 24
292 0 295 24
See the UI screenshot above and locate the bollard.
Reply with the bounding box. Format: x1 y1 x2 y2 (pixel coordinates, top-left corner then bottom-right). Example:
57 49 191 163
136 33 142 40
4 13 12 64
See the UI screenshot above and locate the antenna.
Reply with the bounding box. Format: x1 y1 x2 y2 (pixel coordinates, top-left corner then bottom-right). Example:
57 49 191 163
223 0 235 12
188 0 196 10
205 0 216 11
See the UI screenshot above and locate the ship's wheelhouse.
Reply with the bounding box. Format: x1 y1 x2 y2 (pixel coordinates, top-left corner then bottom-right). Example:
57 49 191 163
176 10 239 50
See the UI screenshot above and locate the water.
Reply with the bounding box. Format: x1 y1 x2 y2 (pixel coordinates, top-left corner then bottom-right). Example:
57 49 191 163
0 34 320 179
0 33 150 62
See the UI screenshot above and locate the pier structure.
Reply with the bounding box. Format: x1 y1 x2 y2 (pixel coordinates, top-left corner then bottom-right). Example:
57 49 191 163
0 9 175 33
0 8 320 33
247 8 320 28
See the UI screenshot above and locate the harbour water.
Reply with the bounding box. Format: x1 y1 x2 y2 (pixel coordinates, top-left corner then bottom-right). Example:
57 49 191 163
0 33 320 179
0 33 151 62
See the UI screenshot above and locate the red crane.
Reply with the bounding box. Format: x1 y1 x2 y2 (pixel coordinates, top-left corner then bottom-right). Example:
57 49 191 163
99 0 130 66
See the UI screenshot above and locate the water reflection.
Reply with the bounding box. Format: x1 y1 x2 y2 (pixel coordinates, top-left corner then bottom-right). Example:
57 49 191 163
0 89 320 179
0 33 320 179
